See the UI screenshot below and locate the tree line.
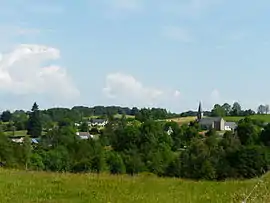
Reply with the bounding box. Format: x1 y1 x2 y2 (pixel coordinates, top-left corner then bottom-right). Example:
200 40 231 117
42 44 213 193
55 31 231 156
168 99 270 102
0 106 181 134
181 102 270 118
0 103 270 181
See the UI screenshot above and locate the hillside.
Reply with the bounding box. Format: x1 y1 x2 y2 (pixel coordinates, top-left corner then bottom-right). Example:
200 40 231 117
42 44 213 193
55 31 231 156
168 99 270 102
167 115 270 125
225 114 270 122
0 169 269 203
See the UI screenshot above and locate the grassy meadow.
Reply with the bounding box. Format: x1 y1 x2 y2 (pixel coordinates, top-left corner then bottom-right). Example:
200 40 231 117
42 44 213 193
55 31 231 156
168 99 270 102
3 130 27 137
225 114 270 122
167 114 270 125
0 169 269 203
166 116 197 124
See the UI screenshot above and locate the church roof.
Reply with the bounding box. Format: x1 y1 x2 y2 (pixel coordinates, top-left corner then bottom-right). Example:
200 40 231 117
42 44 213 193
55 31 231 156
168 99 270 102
199 117 223 125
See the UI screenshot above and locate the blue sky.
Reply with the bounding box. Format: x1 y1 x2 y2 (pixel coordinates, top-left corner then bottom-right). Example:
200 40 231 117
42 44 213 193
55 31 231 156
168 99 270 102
0 0 270 113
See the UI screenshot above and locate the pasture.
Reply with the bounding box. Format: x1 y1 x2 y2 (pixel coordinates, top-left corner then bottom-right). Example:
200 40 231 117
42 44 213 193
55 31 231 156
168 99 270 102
167 114 270 125
0 169 269 203
225 114 270 123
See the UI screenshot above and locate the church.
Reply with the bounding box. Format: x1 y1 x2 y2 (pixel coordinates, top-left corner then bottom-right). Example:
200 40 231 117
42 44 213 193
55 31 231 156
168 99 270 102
196 102 237 131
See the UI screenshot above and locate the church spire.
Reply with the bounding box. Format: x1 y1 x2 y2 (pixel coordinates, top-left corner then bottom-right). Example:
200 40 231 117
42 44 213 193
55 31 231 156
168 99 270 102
197 101 203 120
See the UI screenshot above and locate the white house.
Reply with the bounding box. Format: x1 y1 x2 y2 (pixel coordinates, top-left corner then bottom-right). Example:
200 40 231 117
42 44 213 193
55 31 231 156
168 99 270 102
89 119 108 127
224 122 237 131
76 132 94 139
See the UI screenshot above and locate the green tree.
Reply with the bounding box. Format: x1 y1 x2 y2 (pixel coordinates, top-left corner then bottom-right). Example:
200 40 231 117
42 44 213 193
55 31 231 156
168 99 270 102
236 118 260 145
79 122 89 132
107 151 126 174
260 123 270 146
27 102 42 137
230 146 268 178
122 149 145 175
164 121 185 151
1 110 12 122
0 133 15 167
180 137 220 180
222 103 231 116
43 146 71 172
211 104 226 117
231 102 242 116
22 135 32 170
135 108 153 122
30 153 44 170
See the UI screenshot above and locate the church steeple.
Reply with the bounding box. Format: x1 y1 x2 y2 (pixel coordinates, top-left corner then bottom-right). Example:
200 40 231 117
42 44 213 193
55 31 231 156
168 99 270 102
197 102 203 121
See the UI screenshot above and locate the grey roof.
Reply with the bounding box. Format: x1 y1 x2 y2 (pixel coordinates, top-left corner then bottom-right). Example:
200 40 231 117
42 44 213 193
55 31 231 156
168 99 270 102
78 132 90 136
199 117 222 125
225 122 237 129
91 119 107 123
31 138 39 144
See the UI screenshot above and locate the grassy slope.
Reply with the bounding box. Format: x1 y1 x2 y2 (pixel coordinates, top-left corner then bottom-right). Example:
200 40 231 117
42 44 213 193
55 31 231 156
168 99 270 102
166 116 197 124
0 170 269 203
224 114 270 122
168 115 270 124
4 130 27 137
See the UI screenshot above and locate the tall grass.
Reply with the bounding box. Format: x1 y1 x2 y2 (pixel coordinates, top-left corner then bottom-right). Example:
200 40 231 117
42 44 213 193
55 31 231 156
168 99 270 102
0 169 269 203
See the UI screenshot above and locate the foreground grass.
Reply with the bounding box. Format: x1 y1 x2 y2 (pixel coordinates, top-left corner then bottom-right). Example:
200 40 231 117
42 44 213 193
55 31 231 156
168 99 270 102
0 170 270 203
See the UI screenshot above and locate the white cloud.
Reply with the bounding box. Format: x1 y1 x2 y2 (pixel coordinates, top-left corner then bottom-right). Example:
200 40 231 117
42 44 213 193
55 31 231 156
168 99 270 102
173 90 181 98
162 26 193 43
103 72 180 107
0 44 80 100
210 89 220 103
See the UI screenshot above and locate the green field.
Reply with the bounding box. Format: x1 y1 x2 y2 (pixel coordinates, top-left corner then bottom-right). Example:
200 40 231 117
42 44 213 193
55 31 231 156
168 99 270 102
4 130 27 137
84 114 135 120
167 115 270 125
225 115 270 122
167 116 197 124
0 169 269 203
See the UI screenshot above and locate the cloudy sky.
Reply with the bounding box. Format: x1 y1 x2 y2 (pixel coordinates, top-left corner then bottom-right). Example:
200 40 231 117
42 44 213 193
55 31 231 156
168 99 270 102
0 0 269 112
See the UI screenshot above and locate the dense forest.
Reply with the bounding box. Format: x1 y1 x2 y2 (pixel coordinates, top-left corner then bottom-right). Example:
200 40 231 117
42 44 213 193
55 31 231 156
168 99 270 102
0 102 270 181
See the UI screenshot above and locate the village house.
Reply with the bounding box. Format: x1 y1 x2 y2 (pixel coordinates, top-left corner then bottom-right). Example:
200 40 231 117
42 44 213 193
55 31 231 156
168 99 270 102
76 132 94 140
88 118 108 127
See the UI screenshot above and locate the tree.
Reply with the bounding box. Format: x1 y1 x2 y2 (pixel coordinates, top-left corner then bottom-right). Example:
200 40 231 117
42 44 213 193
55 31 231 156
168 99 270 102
180 138 216 180
222 103 231 116
230 146 268 178
260 123 270 146
1 110 12 122
27 102 42 137
22 135 32 170
211 104 226 117
79 122 89 132
135 108 152 122
257 105 266 114
231 102 242 116
236 118 260 145
107 151 126 174
12 110 28 131
266 105 270 114
164 121 185 151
